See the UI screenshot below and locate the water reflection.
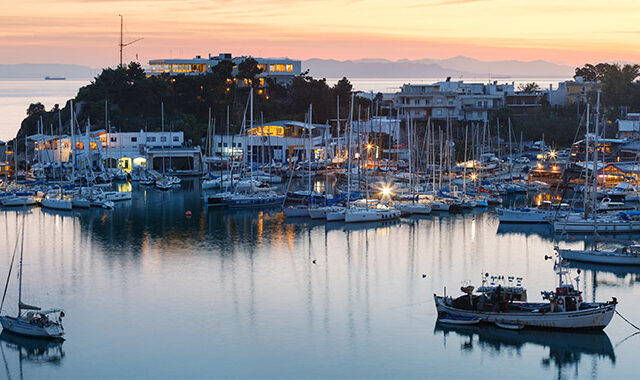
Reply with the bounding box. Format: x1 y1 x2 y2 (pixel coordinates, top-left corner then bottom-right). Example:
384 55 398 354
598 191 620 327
3 181 639 377
0 331 64 379
434 323 615 372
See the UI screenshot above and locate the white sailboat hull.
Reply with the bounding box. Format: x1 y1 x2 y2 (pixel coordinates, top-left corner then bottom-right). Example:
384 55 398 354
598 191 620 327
345 209 400 223
326 211 345 221
40 198 72 211
1 197 37 207
103 191 132 202
398 203 432 215
0 316 64 338
497 208 552 224
554 219 640 233
558 248 640 265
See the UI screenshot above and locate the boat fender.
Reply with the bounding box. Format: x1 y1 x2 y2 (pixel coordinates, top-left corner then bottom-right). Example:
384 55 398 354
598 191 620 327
557 298 564 306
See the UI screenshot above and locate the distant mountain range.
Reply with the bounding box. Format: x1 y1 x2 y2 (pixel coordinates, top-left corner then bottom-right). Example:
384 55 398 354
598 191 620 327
0 63 97 79
0 56 575 80
303 56 575 79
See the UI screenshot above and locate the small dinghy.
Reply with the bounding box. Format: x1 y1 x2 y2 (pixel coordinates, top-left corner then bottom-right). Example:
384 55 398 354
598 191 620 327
438 315 480 325
495 322 524 330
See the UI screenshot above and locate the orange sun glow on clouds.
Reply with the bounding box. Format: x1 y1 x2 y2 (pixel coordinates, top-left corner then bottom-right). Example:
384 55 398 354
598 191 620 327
1 0 639 68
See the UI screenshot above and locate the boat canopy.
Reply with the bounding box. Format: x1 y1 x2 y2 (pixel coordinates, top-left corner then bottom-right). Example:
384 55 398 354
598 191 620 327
18 302 41 311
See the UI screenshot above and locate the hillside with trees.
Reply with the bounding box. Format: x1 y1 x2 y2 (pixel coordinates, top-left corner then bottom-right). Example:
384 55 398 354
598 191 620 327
15 60 370 151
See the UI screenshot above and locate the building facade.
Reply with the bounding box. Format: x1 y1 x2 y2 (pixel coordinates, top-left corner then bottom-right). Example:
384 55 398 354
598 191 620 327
395 81 514 122
148 53 301 85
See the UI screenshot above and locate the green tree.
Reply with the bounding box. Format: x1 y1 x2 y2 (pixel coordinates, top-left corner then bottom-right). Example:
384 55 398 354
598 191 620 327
26 102 45 117
517 82 541 93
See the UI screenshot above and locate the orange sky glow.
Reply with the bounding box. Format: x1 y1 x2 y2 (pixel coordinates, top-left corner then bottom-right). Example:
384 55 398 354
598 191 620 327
2 0 640 68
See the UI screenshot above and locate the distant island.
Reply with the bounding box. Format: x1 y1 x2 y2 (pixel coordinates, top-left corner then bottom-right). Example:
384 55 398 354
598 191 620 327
0 63 97 79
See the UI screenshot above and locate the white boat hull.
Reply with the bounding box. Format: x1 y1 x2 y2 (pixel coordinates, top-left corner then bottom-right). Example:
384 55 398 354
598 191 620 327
554 219 640 233
1 197 37 207
435 296 615 330
40 198 72 211
104 191 132 202
558 248 640 265
0 316 64 338
326 211 345 221
398 203 432 215
497 208 551 223
345 209 400 223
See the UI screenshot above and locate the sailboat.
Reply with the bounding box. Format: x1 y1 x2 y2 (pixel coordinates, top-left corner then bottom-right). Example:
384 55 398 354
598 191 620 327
0 215 65 339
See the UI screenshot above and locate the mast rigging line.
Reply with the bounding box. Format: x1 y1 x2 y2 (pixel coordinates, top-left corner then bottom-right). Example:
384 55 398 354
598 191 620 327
0 213 24 313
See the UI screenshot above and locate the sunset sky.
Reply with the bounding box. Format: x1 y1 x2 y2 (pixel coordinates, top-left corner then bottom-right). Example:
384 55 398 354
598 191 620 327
2 0 640 68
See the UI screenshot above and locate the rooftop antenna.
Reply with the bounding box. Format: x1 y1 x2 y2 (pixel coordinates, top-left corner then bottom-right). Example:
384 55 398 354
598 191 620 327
119 14 143 67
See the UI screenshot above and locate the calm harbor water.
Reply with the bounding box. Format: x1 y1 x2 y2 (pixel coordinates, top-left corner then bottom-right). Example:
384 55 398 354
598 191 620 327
1 181 640 378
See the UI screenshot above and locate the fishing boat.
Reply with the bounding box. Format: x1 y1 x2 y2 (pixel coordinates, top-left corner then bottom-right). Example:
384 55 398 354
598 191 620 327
434 253 617 330
556 244 640 265
0 215 65 339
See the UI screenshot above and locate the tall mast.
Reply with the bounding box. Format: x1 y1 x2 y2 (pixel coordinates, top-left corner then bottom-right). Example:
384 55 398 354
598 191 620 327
336 96 341 164
593 91 600 220
346 92 354 208
583 104 590 216
70 100 75 182
161 101 165 175
307 104 312 206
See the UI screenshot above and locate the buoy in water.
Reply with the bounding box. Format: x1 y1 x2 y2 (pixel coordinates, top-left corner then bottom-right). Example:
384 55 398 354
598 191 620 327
422 274 427 278
312 259 316 264
185 210 192 218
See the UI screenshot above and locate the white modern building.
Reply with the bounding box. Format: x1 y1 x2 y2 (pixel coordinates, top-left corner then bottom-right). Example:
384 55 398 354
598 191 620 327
148 53 302 85
29 129 192 173
395 80 514 122
209 120 331 165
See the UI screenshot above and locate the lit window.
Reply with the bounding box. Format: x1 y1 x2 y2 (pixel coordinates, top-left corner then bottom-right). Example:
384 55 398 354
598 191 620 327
76 142 84 150
90 142 98 150
286 64 293 72
276 64 285 72
269 64 276 72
